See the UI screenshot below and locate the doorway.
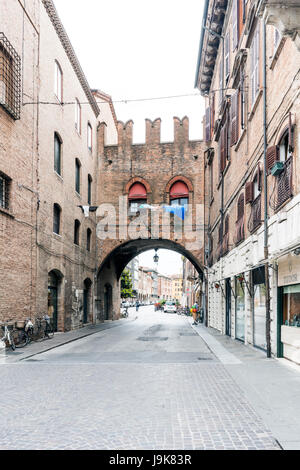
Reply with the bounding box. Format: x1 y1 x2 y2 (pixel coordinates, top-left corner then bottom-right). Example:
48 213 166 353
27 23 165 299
48 271 61 332
104 283 112 320
83 278 92 324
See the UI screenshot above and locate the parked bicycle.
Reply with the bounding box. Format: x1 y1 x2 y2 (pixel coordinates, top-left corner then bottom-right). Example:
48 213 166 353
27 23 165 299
121 307 129 318
26 315 54 343
0 322 16 351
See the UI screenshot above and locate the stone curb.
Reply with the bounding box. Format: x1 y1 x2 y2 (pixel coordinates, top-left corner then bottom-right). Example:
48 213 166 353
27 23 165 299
2 315 138 363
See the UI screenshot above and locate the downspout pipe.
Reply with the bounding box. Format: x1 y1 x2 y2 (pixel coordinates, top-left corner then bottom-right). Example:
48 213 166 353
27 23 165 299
262 21 271 358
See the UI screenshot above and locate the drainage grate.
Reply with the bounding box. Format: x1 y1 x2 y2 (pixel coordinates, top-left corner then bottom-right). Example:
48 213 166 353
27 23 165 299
137 337 168 342
179 332 198 336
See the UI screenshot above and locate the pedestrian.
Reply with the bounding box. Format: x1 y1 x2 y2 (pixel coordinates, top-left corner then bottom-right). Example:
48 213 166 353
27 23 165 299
191 304 198 325
135 300 140 312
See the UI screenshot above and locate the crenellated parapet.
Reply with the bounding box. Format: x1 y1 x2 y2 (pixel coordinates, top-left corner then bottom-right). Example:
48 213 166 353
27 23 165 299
101 116 194 151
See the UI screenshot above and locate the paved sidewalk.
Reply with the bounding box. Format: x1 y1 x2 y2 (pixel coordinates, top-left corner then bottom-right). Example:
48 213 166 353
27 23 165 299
189 319 300 450
0 310 137 364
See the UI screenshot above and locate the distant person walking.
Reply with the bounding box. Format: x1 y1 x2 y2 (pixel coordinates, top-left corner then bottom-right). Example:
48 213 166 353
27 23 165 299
135 300 140 312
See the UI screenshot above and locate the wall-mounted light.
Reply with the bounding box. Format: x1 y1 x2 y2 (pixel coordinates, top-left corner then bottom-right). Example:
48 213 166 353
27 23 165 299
153 249 159 264
294 247 300 256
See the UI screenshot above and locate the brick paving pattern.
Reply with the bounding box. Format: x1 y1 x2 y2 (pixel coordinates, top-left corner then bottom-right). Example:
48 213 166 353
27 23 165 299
0 311 279 450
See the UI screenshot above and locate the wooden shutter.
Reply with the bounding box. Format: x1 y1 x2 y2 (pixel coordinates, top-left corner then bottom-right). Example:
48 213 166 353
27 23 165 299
230 90 239 146
224 215 229 234
288 112 294 152
220 126 226 173
237 193 244 220
266 145 279 174
205 106 211 142
232 0 239 51
225 33 230 82
245 182 254 204
257 164 262 191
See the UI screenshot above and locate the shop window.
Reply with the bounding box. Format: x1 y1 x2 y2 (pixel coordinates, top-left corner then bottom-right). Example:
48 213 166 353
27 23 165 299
128 182 147 214
282 285 300 327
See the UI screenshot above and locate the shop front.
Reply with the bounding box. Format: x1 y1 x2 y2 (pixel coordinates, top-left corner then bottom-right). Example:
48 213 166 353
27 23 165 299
235 275 245 342
278 253 300 365
252 267 267 351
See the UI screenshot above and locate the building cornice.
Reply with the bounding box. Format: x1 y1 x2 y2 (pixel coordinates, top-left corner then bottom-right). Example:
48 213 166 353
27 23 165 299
42 0 100 117
92 90 118 130
195 0 228 95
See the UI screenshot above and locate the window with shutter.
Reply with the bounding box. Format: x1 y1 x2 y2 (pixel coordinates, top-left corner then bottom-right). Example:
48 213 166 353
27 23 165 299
230 90 239 146
245 182 254 204
250 25 260 105
232 0 239 51
220 126 226 174
219 61 223 107
266 145 279 174
237 193 244 220
225 33 230 83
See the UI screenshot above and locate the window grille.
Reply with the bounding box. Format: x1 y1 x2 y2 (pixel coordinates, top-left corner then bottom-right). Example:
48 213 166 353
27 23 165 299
0 33 21 120
0 172 10 210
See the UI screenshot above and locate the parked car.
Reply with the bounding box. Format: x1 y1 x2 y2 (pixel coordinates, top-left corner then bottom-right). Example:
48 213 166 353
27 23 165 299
163 301 177 313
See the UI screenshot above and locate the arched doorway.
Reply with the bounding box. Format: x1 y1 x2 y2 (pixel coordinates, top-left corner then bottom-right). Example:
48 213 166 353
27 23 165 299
104 283 112 320
83 278 92 324
48 270 62 332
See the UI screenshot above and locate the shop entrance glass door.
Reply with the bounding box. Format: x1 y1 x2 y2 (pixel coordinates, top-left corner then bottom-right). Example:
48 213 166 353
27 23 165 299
252 267 266 350
235 277 245 341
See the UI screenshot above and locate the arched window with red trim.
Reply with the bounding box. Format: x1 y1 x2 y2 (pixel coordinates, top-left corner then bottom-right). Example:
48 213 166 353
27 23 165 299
128 182 147 214
170 181 189 211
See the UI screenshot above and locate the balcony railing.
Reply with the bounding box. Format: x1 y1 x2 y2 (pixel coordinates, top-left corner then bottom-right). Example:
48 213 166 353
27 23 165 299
248 194 262 233
234 217 244 245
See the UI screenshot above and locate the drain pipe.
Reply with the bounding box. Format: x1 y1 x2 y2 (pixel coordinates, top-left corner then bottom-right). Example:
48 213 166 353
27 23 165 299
262 21 271 358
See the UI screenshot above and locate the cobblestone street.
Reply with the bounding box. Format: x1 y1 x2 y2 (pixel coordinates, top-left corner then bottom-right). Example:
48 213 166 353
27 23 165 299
0 307 282 450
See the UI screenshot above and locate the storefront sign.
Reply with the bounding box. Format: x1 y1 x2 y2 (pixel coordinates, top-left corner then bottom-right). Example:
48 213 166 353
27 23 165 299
278 253 300 286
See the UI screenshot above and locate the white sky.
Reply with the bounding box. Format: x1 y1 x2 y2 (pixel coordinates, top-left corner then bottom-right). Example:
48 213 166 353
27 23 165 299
53 0 204 274
53 0 205 142
138 249 183 276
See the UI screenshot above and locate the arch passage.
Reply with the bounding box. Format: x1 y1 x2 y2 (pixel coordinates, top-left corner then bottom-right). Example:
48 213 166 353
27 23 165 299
97 239 204 321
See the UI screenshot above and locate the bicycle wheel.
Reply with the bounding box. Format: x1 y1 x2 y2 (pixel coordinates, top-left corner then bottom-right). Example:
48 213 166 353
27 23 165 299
8 332 15 351
12 329 29 348
45 323 54 339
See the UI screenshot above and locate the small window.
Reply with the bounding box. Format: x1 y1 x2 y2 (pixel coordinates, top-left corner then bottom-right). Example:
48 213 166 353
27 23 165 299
87 228 91 252
74 219 80 245
88 174 92 205
54 133 62 175
87 123 92 151
0 172 10 210
0 33 21 120
274 28 281 50
279 130 290 162
75 99 81 134
250 25 260 105
128 182 147 214
53 204 61 235
75 159 81 194
54 61 63 103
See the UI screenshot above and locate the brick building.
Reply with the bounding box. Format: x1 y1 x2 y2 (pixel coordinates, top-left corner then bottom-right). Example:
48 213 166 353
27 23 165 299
0 0 117 331
195 0 300 363
96 117 205 321
158 274 172 301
